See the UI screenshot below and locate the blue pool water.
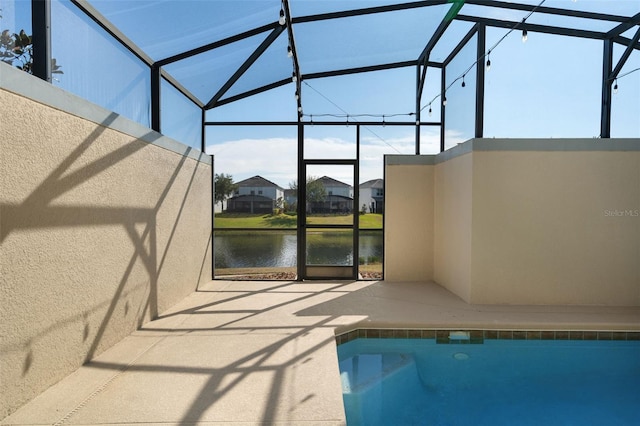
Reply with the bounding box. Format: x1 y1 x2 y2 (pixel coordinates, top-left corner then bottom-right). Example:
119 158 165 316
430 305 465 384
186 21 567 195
337 338 640 426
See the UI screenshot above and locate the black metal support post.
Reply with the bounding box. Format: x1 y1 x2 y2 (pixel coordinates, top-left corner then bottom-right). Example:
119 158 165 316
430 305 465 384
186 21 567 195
151 64 161 133
475 24 486 138
440 67 446 152
211 156 215 280
31 0 51 82
282 0 303 120
296 123 305 281
600 39 613 139
201 108 206 153
415 64 421 154
354 125 360 280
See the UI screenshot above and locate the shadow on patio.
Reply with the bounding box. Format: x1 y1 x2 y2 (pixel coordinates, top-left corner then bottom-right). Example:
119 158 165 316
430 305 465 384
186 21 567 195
4 278 639 424
2 280 372 425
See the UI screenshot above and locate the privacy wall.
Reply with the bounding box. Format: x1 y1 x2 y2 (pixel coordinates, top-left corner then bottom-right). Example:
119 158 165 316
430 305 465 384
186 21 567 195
385 139 640 306
384 156 434 281
0 65 212 418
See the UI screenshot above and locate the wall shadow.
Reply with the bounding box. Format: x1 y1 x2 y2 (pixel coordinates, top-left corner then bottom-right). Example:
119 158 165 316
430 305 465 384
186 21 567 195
1 108 212 416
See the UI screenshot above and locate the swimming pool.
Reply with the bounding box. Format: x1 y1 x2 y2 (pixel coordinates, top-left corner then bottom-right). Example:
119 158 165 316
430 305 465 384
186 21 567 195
337 336 640 425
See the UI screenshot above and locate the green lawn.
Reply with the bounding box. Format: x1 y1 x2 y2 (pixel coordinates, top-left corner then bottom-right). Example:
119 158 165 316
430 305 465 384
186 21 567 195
214 212 383 229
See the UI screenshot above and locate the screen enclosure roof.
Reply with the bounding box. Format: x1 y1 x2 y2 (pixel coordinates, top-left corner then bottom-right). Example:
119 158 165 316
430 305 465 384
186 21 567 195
80 0 640 112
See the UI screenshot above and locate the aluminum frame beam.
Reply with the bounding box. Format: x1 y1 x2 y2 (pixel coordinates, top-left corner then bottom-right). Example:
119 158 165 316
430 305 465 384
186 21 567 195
31 0 51 82
151 64 161 132
444 24 479 66
212 78 291 108
211 61 432 110
600 39 614 138
71 0 204 136
475 24 485 138
418 0 465 63
304 60 424 80
155 23 277 67
160 70 204 108
464 0 630 23
440 66 446 152
455 14 609 40
606 12 640 38
292 0 449 24
71 0 153 66
35 0 639 146
611 27 640 80
418 15 453 64
613 34 640 51
283 0 303 119
206 26 285 109
205 120 436 127
296 123 305 281
415 65 422 153
416 1 458 99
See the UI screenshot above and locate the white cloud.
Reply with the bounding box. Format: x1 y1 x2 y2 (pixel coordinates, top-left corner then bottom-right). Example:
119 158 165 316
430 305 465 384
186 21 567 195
209 137 297 187
207 130 454 187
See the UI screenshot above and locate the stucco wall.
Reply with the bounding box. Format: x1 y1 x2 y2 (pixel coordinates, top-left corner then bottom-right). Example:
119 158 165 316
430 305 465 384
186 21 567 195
384 156 434 281
0 66 212 418
384 139 639 307
433 152 473 303
471 148 640 305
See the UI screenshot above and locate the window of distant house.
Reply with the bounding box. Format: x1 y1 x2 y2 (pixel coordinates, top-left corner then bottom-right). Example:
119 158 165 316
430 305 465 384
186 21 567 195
329 191 333 195
251 190 255 195
258 190 263 195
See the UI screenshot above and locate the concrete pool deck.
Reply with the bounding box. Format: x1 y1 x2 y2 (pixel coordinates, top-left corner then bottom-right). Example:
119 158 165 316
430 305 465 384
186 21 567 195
3 280 639 425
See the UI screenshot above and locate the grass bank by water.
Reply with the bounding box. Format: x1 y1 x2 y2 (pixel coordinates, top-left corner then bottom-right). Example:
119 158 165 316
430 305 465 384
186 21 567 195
214 265 382 280
214 212 383 229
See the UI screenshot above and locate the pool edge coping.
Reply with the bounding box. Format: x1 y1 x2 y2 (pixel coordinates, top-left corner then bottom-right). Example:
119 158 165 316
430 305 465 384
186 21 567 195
335 328 640 345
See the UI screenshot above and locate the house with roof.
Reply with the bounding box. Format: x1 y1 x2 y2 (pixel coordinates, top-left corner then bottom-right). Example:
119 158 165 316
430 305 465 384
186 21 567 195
309 176 354 214
284 176 355 214
359 179 384 214
226 175 285 213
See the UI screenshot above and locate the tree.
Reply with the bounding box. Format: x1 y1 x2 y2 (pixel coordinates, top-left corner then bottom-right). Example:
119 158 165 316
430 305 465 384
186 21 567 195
1 9 63 75
290 176 326 213
214 173 237 211
0 27 63 75
275 196 284 214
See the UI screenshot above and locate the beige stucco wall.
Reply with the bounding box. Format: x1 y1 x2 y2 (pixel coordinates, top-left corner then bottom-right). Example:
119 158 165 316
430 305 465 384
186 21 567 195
433 153 473 303
385 140 639 307
471 149 640 305
384 158 434 281
0 69 212 417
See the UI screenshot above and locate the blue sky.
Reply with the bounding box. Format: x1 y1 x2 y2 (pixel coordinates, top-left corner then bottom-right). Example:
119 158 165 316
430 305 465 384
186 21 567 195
205 4 639 187
2 0 638 188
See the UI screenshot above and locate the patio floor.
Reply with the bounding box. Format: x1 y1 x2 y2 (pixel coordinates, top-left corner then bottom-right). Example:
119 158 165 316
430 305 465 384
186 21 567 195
3 280 639 425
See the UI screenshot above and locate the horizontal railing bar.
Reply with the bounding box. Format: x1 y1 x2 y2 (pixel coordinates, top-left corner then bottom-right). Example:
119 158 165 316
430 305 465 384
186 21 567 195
205 121 440 126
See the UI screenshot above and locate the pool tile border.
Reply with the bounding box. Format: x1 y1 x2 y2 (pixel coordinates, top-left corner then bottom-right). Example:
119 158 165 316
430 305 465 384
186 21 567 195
335 328 640 345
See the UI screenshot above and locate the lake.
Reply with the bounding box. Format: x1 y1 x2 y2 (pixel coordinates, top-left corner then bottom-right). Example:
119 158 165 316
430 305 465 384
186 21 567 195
214 230 383 268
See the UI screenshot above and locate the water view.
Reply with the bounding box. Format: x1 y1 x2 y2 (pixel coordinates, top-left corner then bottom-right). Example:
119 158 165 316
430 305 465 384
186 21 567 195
214 230 383 270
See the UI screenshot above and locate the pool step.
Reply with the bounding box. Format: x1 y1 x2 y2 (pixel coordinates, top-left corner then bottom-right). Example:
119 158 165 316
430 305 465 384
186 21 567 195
339 353 414 394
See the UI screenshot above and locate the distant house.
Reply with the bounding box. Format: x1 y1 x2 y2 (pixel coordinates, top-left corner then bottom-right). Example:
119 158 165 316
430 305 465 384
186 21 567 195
284 188 297 211
309 176 354 214
286 177 386 214
359 178 384 213
226 175 285 213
